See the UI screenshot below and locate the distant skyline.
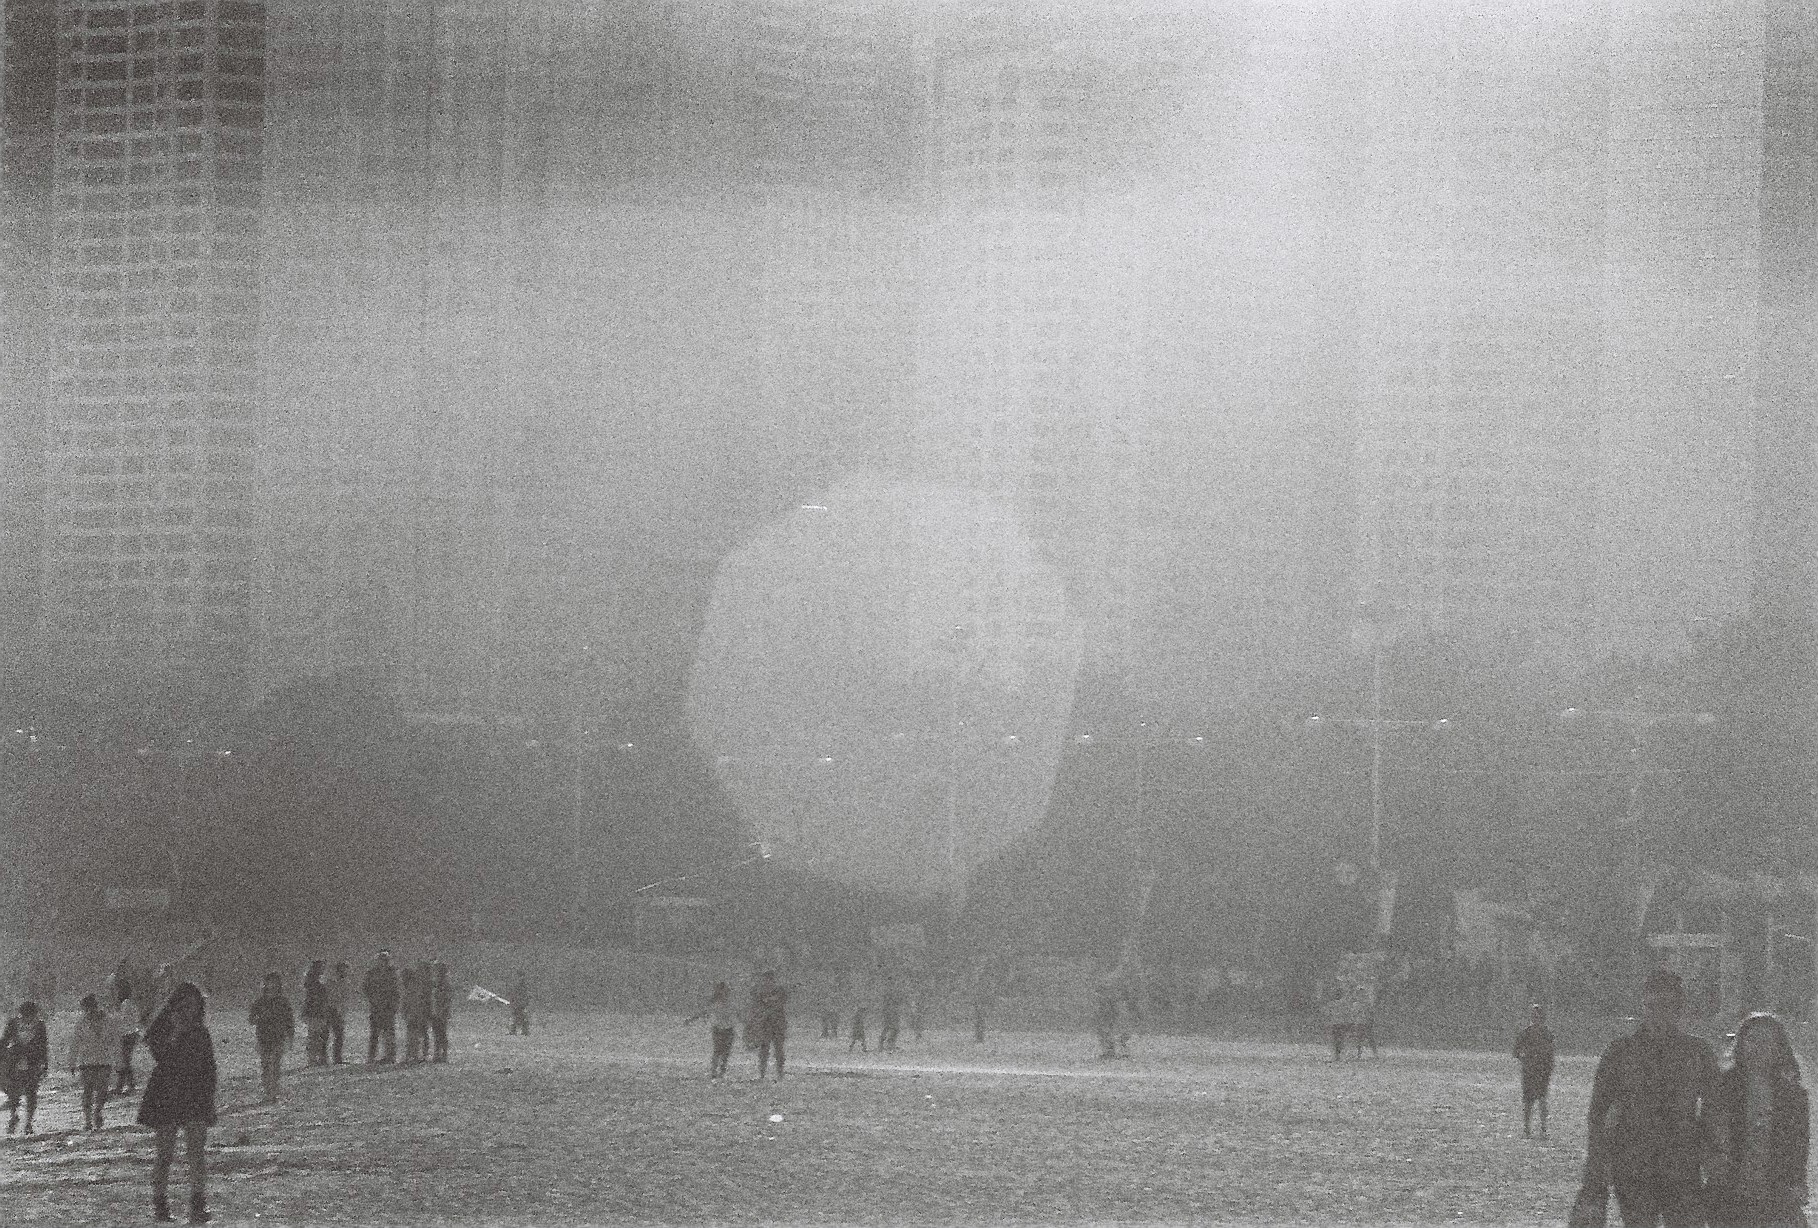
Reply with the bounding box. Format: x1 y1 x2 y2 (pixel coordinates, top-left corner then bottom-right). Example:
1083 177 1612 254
1 0 1813 751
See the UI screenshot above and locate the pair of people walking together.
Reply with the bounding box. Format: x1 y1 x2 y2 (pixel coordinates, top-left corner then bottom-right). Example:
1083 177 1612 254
1574 968 1809 1228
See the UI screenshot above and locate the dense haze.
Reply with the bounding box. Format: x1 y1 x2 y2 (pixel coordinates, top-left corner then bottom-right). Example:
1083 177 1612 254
1 0 1812 955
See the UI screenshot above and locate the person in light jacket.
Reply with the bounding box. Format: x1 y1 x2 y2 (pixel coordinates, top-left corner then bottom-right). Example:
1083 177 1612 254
67 992 121 1130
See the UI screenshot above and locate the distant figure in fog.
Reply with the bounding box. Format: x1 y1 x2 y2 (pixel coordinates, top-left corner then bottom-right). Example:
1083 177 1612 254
2 1000 48 1134
248 971 294 1104
970 959 997 1043
66 993 119 1131
1322 982 1351 1063
1093 970 1139 1060
138 983 216 1224
429 962 453 1063
1706 1012 1809 1228
1348 983 1379 1060
684 982 738 1079
878 978 904 1053
747 970 788 1080
301 960 328 1067
324 962 351 1064
820 969 843 1040
509 972 531 1036
1572 968 1720 1228
363 952 399 1065
1513 1004 1555 1138
400 964 428 1065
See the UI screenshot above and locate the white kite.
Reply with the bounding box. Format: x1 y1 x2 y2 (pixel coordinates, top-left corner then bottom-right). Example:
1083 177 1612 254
466 984 511 1006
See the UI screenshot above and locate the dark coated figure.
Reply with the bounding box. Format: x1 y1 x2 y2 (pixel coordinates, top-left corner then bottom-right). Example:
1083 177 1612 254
138 983 217 1224
1572 969 1721 1228
2 1000 48 1135
1705 1012 1809 1228
1514 1003 1556 1138
747 970 788 1080
363 951 399 1064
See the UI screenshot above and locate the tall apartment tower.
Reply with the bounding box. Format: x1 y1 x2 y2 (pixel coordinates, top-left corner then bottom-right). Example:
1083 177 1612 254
1341 1 1610 652
256 0 677 727
912 2 1170 690
0 0 57 691
25 0 264 704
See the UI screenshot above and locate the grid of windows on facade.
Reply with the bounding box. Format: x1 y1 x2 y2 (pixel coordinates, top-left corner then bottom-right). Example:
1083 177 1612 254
43 0 264 648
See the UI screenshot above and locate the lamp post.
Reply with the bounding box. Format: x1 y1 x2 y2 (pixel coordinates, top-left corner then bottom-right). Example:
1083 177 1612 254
1305 629 1449 931
1557 698 1718 995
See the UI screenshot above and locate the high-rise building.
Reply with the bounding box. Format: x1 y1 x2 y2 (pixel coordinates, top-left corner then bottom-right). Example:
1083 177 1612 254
1343 0 1611 650
0 0 57 691
21 0 265 703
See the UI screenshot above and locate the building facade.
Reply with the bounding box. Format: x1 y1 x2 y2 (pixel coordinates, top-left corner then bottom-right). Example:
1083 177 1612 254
19 0 264 705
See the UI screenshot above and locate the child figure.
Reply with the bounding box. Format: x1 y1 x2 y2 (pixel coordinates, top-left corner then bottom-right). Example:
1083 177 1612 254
247 972 295 1105
848 1005 869 1054
508 973 531 1036
1512 1003 1555 1138
2 1000 49 1134
68 992 121 1130
685 982 739 1079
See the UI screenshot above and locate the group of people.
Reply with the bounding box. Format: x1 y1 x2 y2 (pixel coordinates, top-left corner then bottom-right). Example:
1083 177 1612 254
818 977 918 1054
0 949 537 1225
1564 968 1809 1228
3 970 215 1222
345 952 457 1068
688 971 789 1080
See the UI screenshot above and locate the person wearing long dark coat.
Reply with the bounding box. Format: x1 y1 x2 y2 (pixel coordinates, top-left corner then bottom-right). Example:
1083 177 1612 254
1705 1012 1810 1228
2 1000 49 1134
137 982 217 1225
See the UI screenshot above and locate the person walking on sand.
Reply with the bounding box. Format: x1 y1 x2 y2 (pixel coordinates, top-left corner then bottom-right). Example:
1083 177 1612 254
1705 1012 1809 1228
685 982 738 1079
2 1000 48 1135
848 998 869 1054
1348 982 1379 1060
878 977 904 1053
66 993 120 1131
324 962 350 1064
301 960 329 1067
139 983 216 1224
1322 980 1351 1063
429 962 453 1063
1514 1003 1556 1138
248 971 294 1105
363 951 399 1064
509 972 531 1036
399 964 426 1065
1571 968 1722 1228
748 970 789 1080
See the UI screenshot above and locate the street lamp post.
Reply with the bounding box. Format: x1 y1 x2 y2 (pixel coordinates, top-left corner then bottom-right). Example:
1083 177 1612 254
1306 667 1448 929
1558 699 1718 994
